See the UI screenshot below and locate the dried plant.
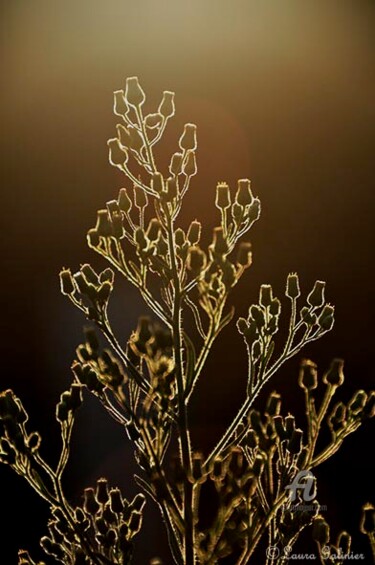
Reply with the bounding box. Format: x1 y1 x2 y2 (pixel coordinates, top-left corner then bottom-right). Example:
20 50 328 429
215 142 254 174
1 77 374 565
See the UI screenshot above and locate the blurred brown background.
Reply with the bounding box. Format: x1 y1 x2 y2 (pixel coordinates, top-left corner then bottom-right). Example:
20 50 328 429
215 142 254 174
0 1 374 562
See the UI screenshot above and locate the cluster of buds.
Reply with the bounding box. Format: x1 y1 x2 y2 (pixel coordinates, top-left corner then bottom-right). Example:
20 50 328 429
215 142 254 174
56 384 83 424
237 283 281 362
0 390 40 465
60 265 115 322
168 123 197 182
197 447 258 562
109 77 175 175
291 276 335 333
73 328 126 395
279 499 319 543
129 317 176 412
215 179 261 238
328 388 375 435
312 516 354 564
194 226 253 317
35 478 145 565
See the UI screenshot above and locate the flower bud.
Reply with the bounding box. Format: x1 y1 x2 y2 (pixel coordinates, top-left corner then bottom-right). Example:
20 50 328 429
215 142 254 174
107 199 120 217
187 220 201 244
113 90 127 116
329 402 346 432
87 229 100 247
56 400 69 423
188 247 206 273
175 228 185 247
273 416 287 440
69 384 83 410
179 123 197 151
183 151 197 177
246 429 258 449
128 511 142 534
108 138 128 167
360 503 375 534
236 179 252 206
169 152 183 175
300 307 315 326
100 268 115 284
128 126 144 152
118 188 132 213
111 212 124 239
265 392 281 416
97 281 112 304
307 280 326 308
81 264 99 285
145 113 162 128
152 173 164 193
363 391 375 418
40 537 64 559
298 359 318 390
260 284 273 307
130 495 146 514
247 198 261 223
73 272 92 296
96 210 113 237
158 90 175 118
116 124 131 148
147 219 161 241
288 429 303 454
136 316 152 345
232 202 243 223
212 227 228 255
59 269 75 296
236 317 248 335
215 182 231 209
134 184 148 208
286 272 301 299
318 304 335 331
156 235 168 256
323 358 344 387
236 242 252 268
27 431 41 452
337 531 351 555
83 487 100 515
250 305 265 328
312 516 330 545
269 298 281 317
96 478 109 504
348 390 367 415
285 415 295 438
110 487 124 513
134 228 148 250
18 550 33 564
125 76 145 107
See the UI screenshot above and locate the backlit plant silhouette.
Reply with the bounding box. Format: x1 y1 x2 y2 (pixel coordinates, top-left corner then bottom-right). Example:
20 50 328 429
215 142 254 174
1 77 374 565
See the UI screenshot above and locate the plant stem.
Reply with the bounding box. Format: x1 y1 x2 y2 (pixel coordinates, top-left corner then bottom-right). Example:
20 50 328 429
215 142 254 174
166 213 195 564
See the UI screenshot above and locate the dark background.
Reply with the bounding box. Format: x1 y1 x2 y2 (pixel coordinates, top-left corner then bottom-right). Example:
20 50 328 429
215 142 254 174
0 1 374 563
